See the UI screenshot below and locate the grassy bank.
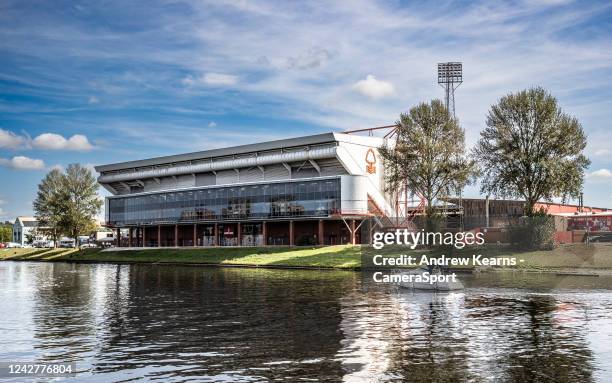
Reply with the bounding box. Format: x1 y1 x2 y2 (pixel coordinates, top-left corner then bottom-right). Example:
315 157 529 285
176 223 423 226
2 243 611 271
0 246 362 269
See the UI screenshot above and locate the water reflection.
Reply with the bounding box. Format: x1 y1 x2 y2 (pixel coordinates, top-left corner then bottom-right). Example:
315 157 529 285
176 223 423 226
0 262 611 382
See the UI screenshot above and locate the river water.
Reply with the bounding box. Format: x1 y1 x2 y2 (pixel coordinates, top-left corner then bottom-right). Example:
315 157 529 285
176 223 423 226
1 261 611 382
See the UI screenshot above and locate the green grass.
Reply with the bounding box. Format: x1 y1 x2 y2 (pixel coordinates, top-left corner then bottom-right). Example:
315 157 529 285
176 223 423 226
1 245 363 269
2 243 612 271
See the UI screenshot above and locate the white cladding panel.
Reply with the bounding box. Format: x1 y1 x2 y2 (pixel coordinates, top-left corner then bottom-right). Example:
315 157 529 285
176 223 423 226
196 172 215 187
340 175 368 214
264 164 290 181
216 170 238 185
144 179 162 192
321 163 347 177
177 174 195 188
292 167 318 179
160 177 177 190
240 167 264 183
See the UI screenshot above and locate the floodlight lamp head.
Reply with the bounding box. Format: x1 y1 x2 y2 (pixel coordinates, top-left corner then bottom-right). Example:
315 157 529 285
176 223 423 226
437 62 463 84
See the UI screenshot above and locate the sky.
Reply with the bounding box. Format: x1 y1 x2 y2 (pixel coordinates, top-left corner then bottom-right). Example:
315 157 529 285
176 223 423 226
1 0 612 222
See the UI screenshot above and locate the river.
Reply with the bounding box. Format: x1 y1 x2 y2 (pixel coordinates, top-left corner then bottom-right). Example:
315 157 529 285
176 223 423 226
1 261 611 382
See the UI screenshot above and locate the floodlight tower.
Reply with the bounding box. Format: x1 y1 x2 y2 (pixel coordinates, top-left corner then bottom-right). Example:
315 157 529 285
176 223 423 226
437 62 463 119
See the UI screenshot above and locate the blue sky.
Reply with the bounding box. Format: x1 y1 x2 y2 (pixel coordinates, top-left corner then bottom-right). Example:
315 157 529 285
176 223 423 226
1 0 612 221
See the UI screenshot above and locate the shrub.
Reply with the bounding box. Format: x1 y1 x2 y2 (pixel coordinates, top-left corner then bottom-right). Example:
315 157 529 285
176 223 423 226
509 212 555 250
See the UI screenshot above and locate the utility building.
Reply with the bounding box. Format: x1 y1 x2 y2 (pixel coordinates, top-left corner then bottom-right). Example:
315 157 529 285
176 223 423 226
96 133 398 247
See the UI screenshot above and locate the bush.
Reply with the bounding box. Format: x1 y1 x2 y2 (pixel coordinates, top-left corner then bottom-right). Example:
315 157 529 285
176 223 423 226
509 213 555 250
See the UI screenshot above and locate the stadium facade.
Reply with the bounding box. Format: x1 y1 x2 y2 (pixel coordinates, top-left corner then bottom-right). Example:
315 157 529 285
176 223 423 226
96 133 398 247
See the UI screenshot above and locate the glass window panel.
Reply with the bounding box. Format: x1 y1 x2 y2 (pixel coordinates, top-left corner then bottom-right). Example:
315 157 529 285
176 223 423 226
108 178 342 224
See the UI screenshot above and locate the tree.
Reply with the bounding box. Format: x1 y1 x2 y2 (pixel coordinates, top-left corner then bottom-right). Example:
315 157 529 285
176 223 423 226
33 164 102 247
33 168 65 247
379 100 475 227
473 87 590 216
0 225 12 243
61 164 103 246
24 228 39 245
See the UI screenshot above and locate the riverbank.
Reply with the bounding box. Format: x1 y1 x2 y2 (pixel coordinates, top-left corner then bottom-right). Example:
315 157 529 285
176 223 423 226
0 246 363 269
2 243 611 272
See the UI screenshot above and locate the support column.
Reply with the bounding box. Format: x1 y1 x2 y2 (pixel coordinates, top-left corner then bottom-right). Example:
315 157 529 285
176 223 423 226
174 224 179 247
143 227 147 247
128 228 133 247
262 221 267 246
116 228 121 247
289 220 294 246
213 223 218 246
157 225 161 247
237 222 242 247
350 220 356 245
193 224 197 247
318 219 324 246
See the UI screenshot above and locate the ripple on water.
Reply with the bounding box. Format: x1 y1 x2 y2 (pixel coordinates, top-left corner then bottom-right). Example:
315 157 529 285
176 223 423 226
0 262 611 382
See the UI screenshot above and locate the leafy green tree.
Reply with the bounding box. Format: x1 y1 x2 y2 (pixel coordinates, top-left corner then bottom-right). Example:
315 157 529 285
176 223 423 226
61 164 103 246
24 228 40 245
473 87 590 216
33 164 102 247
33 168 65 247
379 100 475 227
0 225 12 243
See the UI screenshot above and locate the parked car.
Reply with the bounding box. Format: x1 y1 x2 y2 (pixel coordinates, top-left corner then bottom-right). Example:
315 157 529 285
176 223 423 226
590 233 612 243
59 239 76 248
81 243 98 248
5 242 22 248
33 240 55 248
0 243 6 248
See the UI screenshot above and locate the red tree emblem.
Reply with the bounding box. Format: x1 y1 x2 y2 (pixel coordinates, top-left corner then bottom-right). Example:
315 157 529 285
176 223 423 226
365 148 376 174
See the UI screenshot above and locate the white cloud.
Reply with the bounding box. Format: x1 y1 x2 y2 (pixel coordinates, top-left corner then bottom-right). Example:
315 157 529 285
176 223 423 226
588 169 612 178
0 129 94 151
594 149 611 156
203 73 238 85
0 156 45 170
0 129 28 149
83 163 99 177
208 121 217 128
32 133 93 151
88 95 99 104
352 75 395 99
182 73 238 87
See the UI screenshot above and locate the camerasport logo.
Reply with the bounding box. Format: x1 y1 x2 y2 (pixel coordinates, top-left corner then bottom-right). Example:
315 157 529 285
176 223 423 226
365 148 377 174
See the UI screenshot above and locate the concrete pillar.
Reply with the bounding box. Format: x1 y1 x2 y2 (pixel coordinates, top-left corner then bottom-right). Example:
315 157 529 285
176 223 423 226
128 228 133 247
318 219 324 246
116 228 121 247
485 195 490 228
174 224 179 247
289 220 294 246
262 221 267 246
237 222 242 246
213 223 218 246
143 227 146 247
351 220 356 245
157 225 161 247
193 224 197 247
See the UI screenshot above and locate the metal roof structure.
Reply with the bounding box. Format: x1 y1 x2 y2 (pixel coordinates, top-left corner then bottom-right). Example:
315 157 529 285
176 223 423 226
95 132 385 173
